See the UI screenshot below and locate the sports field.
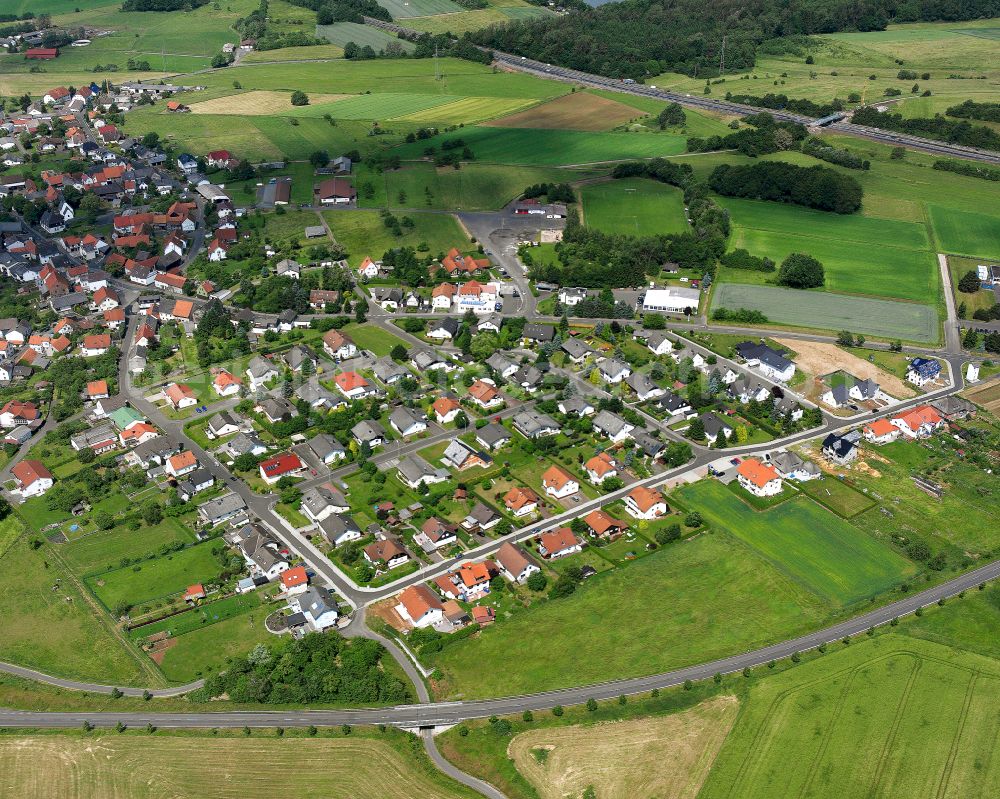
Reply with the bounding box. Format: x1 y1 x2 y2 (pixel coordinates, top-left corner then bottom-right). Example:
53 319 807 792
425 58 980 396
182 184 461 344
427 532 831 698
928 204 1000 259
316 22 417 53
699 636 1000 799
509 695 739 799
397 126 687 165
87 544 222 610
711 284 939 342
679 480 914 606
717 196 937 303
486 91 643 131
0 732 479 799
581 178 689 236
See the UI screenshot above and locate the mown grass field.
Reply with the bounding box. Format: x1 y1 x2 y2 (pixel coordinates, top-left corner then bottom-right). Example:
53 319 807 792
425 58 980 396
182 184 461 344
406 9 512 34
397 126 687 165
711 283 940 342
324 209 467 266
485 91 644 132
58 518 196 576
394 96 536 125
189 90 349 116
0 526 146 686
316 21 416 52
87 543 222 610
0 730 480 799
581 178 689 236
699 635 1000 799
797 475 877 518
928 204 1000 260
379 0 465 16
679 480 914 606
242 43 346 62
339 322 410 357
427 532 831 699
717 196 937 302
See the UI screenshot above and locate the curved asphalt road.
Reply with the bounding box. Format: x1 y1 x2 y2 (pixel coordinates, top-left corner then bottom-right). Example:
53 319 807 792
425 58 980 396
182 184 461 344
0 555 996 729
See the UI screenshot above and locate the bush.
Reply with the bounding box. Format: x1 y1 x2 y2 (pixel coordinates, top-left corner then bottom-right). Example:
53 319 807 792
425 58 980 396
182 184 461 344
290 90 309 106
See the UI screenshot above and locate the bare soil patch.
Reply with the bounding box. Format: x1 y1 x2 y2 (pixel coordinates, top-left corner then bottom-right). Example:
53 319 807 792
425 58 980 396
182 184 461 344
507 695 739 799
775 338 915 399
484 92 641 132
147 636 177 665
189 90 348 116
962 380 1000 413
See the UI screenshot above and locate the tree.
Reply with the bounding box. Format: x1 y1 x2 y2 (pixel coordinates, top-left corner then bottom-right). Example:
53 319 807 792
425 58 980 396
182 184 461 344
233 453 258 472
654 523 681 545
687 416 705 441
141 503 162 525
77 447 96 464
958 269 982 293
778 253 824 289
963 327 980 350
290 91 309 106
309 149 330 168
94 510 115 530
526 571 547 592
836 330 855 346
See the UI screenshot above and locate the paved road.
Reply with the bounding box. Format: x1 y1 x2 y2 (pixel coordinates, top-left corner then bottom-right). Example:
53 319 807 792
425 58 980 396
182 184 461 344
1 553 996 730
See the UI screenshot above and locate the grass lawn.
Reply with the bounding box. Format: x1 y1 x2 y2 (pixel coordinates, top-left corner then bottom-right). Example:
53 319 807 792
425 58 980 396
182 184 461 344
394 126 687 165
949 255 998 319
88 543 223 611
699 634 1000 799
324 209 467 266
581 178 688 236
710 283 939 343
59 518 196 577
155 602 275 683
426 531 831 699
679 480 915 606
339 322 409 357
797 476 877 518
0 527 147 686
316 21 417 52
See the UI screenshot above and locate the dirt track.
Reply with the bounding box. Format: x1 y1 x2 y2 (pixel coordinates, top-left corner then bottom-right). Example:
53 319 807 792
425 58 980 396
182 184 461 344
775 339 916 399
507 695 739 799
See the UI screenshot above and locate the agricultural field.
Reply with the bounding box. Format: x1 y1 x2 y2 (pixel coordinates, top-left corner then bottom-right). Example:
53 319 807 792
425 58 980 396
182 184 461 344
406 9 511 34
426 531 832 699
699 635 1000 799
795 476 877 518
0 730 480 799
396 126 687 165
189 91 349 116
711 283 939 342
393 96 537 125
324 209 467 267
717 196 937 302
485 90 645 132
581 178 688 236
316 22 416 53
379 0 466 17
964 381 1000 414
508 696 739 799
679 480 914 606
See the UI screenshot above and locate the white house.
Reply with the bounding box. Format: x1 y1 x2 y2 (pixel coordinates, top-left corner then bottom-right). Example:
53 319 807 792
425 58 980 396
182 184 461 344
641 287 700 314
396 585 443 629
736 457 783 497
541 465 579 499
624 486 667 520
12 460 53 498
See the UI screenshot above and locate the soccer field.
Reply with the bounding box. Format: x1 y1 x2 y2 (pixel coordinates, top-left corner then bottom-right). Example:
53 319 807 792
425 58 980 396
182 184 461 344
582 178 689 236
711 284 939 342
679 480 914 606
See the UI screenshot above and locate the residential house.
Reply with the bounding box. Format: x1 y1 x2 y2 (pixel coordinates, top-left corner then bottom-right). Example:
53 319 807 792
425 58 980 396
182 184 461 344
415 517 458 552
280 566 309 596
769 451 821 481
165 450 198 477
504 486 539 517
363 539 409 570
334 371 372 400
558 287 588 306
0 400 39 428
593 410 634 444
197 492 247 525
626 372 664 401
822 433 858 464
431 283 456 310
396 585 443 629
561 337 594 364
737 457 783 497
427 317 459 341
165 382 197 410
558 397 596 417
906 357 941 387
625 486 667 520
352 419 386 448
12 460 53 497
700 412 734 446
734 341 795 382
599 358 632 384
541 465 579 499
646 332 673 356
461 501 501 533
290 585 339 631
850 378 889 403
892 405 944 439
585 451 617 483
245 356 278 390
212 370 242 397
512 409 559 439
317 513 362 547
468 379 502 409
256 396 297 425
259 452 303 484
522 323 555 345
80 333 111 357
322 329 357 361
584 509 629 539
433 395 461 424
206 411 248 440
396 455 449 489
300 484 350 524
178 468 215 501
442 439 491 471
305 433 346 465
486 352 518 379
537 528 582 559
389 406 427 438
495 542 540 584
475 422 512 451
863 418 900 445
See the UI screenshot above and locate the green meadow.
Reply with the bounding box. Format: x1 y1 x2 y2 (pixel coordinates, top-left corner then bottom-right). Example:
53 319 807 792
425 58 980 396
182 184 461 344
316 22 417 53
678 480 915 606
928 204 1000 260
324 209 467 266
427 532 831 699
581 178 689 236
